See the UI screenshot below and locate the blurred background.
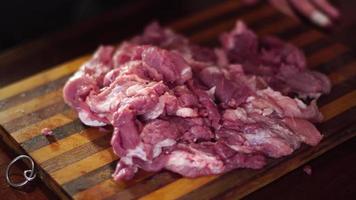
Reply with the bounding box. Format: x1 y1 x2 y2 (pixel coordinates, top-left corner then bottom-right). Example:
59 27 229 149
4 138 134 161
0 0 222 51
1 0 356 52
0 0 125 51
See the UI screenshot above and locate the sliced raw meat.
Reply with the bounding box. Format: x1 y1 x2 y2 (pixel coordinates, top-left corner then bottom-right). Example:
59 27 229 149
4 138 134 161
63 20 328 181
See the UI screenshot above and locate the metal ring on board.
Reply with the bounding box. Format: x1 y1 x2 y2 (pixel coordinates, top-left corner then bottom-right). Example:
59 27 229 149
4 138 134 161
5 155 37 187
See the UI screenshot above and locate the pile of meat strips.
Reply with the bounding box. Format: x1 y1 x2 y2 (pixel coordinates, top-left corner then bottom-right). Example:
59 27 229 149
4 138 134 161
63 21 330 181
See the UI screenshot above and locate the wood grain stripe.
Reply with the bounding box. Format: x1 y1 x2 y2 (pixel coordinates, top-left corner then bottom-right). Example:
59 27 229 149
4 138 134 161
21 119 86 152
289 30 323 47
139 176 218 200
69 167 183 200
180 1 255 36
72 170 156 200
0 88 63 124
178 162 278 200
329 61 356 85
170 0 241 31
138 90 356 200
69 160 177 199
320 91 356 121
314 50 355 74
190 4 275 43
2 101 69 133
0 75 70 112
302 38 331 56
276 24 309 40
190 6 310 49
308 43 348 68
257 17 298 36
106 172 180 200
279 27 326 55
0 56 89 101
317 108 356 136
73 179 123 200
50 147 117 185
242 10 284 32
30 127 108 164
42 134 112 173
65 167 160 199
279 28 327 57
10 110 76 143
63 161 118 196
318 76 356 106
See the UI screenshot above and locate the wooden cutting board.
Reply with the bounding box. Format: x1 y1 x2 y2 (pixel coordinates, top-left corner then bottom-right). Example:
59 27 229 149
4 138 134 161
0 1 355 199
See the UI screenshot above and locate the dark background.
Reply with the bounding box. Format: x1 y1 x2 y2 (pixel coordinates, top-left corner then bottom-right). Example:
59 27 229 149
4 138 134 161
0 0 126 51
1 0 356 53
0 0 222 52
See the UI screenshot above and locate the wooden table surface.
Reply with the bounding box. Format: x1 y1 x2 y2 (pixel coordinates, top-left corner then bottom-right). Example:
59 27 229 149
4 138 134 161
0 0 355 199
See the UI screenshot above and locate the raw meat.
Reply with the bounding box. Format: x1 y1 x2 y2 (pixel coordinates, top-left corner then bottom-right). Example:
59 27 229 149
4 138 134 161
303 165 312 175
220 21 331 98
63 20 329 181
41 128 53 136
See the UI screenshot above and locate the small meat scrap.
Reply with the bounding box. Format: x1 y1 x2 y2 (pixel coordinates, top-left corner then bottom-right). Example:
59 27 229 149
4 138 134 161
41 128 53 136
63 20 329 181
303 165 312 175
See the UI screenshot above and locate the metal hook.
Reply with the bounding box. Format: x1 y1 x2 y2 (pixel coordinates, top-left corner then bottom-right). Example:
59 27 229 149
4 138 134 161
5 155 36 187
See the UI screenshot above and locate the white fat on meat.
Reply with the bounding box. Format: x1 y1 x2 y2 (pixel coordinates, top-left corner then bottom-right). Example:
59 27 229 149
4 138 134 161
176 107 198 118
294 98 307 109
244 129 294 157
142 95 166 120
224 107 251 123
181 67 192 77
205 67 221 74
269 123 301 149
78 110 106 126
153 139 176 158
232 107 249 121
92 91 122 112
262 108 274 116
245 94 278 116
166 149 224 174
244 130 270 145
120 143 148 165
226 144 253 154
206 86 216 98
125 84 146 96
